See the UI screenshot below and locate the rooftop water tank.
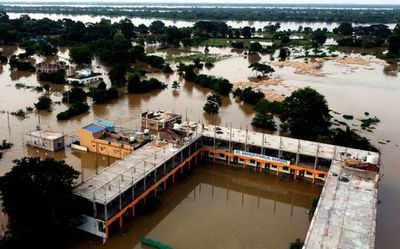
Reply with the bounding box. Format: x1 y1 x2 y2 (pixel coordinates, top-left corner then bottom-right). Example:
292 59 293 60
129 136 136 142
173 123 180 130
144 129 150 135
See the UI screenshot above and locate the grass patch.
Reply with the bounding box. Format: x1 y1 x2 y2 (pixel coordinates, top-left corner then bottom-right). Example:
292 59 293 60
167 52 231 64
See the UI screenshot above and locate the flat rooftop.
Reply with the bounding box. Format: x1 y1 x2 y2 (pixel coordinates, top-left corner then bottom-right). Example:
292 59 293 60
74 136 200 204
26 130 64 140
304 160 379 249
142 111 182 122
83 124 105 133
200 124 379 161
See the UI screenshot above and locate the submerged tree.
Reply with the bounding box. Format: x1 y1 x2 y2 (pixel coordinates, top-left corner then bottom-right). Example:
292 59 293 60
0 157 83 247
34 95 52 111
203 94 222 114
281 87 331 140
249 63 275 76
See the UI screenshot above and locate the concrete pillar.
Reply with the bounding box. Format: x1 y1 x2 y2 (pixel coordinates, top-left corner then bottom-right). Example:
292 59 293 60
104 204 108 220
93 202 97 218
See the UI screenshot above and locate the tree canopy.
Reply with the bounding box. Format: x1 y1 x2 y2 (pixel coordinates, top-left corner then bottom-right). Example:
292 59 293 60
280 87 331 140
0 157 83 247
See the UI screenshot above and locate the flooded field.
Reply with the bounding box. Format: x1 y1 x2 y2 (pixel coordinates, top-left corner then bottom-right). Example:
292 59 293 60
0 26 399 248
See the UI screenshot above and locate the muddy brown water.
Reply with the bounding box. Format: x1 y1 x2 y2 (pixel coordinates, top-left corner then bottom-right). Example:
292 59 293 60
0 42 399 248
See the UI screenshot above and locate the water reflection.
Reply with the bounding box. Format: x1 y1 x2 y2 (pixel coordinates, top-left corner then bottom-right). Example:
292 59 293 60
67 163 321 249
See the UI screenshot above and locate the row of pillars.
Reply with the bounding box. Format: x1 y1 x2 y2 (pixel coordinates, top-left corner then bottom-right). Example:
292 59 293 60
104 147 201 241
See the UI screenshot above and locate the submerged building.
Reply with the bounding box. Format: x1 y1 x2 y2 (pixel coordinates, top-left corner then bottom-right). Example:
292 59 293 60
141 111 182 131
67 69 102 85
25 129 65 151
77 120 149 159
73 120 380 244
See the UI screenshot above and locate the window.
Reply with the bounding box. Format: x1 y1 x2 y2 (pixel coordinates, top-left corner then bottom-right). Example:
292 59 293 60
250 160 256 164
283 166 289 171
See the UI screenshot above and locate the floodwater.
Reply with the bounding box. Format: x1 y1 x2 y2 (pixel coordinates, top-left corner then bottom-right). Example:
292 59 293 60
6 13 398 31
0 41 399 248
68 163 322 249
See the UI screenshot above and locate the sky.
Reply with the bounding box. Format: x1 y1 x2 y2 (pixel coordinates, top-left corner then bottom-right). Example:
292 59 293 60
1 0 400 4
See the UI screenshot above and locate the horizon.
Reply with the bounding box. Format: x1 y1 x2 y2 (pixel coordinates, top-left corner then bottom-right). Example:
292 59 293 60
1 0 400 5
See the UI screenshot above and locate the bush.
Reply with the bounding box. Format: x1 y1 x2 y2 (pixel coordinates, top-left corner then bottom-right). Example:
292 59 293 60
62 87 87 103
56 102 89 120
233 87 265 105
144 55 165 68
127 72 167 93
9 56 35 71
189 74 233 95
251 112 276 130
38 70 66 84
203 95 222 114
34 96 52 111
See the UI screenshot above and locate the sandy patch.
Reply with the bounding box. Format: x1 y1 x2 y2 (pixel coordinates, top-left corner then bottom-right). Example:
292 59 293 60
272 59 327 77
233 77 287 102
330 57 388 66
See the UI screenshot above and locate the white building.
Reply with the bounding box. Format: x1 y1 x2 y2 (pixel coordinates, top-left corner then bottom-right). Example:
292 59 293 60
67 69 102 85
25 129 65 151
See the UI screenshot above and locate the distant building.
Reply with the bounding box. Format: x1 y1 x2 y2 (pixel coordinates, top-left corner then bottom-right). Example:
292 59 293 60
25 129 65 151
141 111 182 131
36 61 68 73
67 69 102 85
77 120 147 159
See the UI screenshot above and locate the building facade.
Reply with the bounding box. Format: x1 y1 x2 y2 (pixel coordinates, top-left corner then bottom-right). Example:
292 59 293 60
25 130 65 151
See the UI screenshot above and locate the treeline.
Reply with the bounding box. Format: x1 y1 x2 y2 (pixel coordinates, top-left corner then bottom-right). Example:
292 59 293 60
2 5 400 23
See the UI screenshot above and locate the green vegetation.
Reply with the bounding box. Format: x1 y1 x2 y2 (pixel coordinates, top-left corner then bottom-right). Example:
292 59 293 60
251 112 276 130
169 52 230 64
69 45 93 65
127 72 167 93
56 102 90 120
289 238 304 249
190 74 233 96
0 157 83 248
280 87 331 140
330 126 378 152
108 63 129 87
172 81 180 90
342 114 354 120
0 54 7 64
0 139 13 150
4 5 400 23
248 63 275 76
38 70 66 84
203 95 222 114
62 87 87 104
360 117 380 130
0 140 11 159
233 87 265 105
8 56 35 71
34 95 52 111
88 82 119 104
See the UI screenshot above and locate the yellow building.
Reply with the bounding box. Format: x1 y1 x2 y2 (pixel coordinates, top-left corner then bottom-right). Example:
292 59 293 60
78 123 139 159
